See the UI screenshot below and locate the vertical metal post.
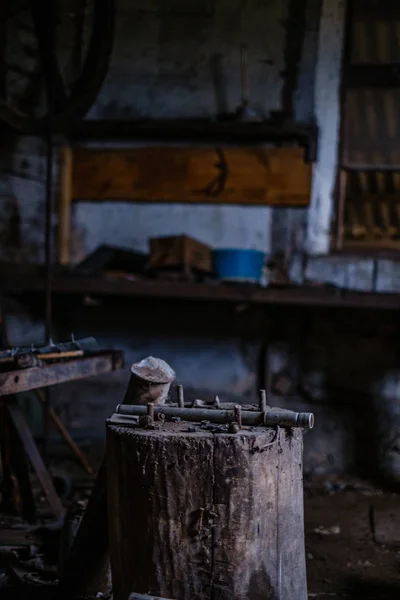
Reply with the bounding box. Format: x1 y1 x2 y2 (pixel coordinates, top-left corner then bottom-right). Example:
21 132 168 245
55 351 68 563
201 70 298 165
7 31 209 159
43 1 57 463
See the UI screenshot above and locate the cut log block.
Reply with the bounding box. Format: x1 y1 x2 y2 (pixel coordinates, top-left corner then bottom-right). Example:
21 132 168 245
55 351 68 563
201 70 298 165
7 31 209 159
107 421 308 600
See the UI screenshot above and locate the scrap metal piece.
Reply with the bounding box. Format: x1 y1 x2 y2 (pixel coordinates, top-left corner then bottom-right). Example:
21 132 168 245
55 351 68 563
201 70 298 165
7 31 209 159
228 422 240 434
115 404 314 430
264 408 314 429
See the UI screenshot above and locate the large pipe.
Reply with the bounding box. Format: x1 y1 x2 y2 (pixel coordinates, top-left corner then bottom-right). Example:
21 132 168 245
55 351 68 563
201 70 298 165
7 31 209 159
115 404 314 430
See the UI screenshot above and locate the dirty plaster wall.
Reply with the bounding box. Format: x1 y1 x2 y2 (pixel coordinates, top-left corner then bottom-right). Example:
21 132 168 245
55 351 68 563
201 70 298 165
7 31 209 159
0 0 295 435
4 0 400 481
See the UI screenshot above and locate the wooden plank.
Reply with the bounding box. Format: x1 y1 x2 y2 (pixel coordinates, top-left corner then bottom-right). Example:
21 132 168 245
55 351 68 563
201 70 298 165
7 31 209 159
7 399 65 520
71 147 311 207
36 390 93 475
0 352 123 397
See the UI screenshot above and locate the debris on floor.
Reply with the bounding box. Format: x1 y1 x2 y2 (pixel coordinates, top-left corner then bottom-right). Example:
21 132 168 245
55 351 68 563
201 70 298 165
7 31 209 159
371 503 400 548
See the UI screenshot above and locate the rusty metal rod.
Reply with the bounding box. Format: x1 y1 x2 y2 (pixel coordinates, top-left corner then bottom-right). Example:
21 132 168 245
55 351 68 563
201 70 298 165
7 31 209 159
177 385 184 408
259 389 267 412
234 404 242 428
115 404 314 429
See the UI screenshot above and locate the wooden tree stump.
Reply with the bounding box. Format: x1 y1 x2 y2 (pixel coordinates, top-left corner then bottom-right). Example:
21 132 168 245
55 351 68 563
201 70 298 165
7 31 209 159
107 421 307 600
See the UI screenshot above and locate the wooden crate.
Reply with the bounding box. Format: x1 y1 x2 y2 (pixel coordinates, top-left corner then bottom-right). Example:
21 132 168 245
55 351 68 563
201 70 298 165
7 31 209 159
149 235 212 273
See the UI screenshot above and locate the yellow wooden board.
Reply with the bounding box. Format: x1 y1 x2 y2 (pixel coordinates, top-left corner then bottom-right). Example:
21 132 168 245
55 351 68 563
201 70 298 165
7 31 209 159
71 147 311 207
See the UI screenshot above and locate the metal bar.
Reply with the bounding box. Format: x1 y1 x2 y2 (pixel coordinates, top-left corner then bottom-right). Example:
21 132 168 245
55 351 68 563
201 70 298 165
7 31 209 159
115 404 314 429
7 398 64 519
41 0 57 464
0 351 123 397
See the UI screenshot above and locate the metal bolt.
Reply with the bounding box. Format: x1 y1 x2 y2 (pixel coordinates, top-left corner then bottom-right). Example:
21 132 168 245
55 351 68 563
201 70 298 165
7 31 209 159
259 389 267 412
157 412 166 423
171 416 181 423
234 405 242 429
177 385 184 408
228 422 240 434
147 403 155 421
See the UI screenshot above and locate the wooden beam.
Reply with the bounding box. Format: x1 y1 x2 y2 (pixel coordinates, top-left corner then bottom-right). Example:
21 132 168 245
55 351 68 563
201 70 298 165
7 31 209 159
71 147 312 207
0 352 124 397
7 399 64 520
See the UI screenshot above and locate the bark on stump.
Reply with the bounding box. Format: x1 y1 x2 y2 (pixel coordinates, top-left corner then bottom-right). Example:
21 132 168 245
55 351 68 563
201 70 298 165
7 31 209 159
107 421 307 600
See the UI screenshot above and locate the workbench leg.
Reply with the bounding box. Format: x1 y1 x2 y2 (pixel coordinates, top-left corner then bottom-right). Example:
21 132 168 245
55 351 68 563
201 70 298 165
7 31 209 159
7 398 64 520
0 398 17 514
0 398 36 522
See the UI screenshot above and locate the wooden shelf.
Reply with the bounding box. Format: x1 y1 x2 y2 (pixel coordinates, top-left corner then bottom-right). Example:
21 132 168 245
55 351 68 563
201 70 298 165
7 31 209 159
2 274 400 311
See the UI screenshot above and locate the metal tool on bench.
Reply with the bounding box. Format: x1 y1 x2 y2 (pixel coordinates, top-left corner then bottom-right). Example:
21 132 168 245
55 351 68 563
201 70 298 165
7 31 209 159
0 336 99 367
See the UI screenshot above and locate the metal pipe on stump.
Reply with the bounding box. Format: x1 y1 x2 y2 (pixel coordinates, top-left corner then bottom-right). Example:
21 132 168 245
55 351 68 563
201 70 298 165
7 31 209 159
107 397 310 599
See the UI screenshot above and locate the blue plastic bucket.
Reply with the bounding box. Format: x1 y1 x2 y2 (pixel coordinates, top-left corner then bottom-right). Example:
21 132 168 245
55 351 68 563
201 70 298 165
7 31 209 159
213 248 265 283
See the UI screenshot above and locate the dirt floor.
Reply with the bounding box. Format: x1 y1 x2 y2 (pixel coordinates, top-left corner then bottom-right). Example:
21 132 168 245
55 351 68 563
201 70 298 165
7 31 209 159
1 442 400 598
305 477 400 599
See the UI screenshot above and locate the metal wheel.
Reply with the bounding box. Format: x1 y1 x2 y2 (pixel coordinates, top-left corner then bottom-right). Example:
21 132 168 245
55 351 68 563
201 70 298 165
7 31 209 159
0 0 115 134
